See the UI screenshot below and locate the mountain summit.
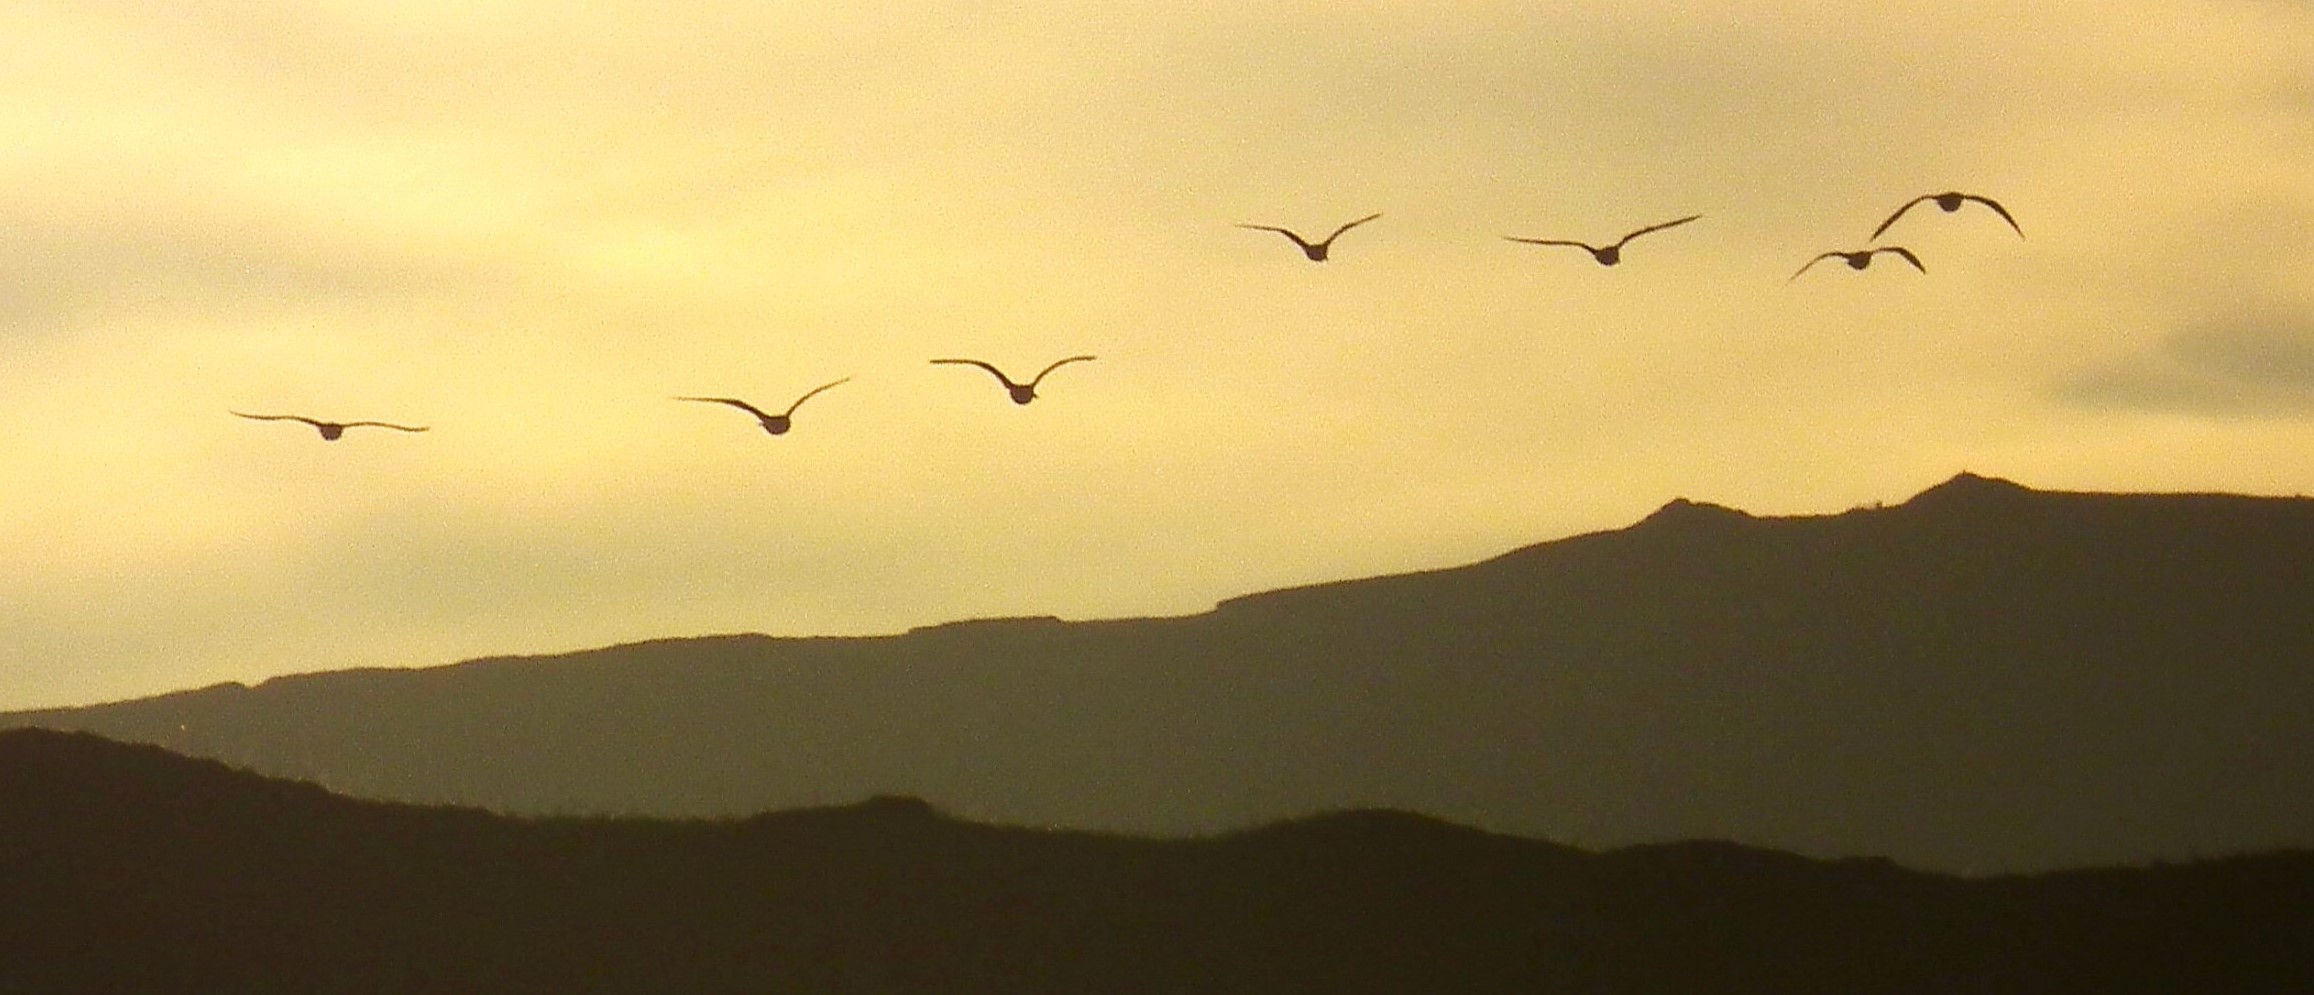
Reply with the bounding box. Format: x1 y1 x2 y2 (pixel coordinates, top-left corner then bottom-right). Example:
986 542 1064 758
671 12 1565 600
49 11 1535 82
9 476 2313 872
1897 469 2039 508
1634 495 1755 527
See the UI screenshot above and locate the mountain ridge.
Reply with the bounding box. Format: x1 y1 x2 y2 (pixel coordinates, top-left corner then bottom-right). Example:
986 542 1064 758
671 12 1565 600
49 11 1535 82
4 727 2310 994
9 473 2313 872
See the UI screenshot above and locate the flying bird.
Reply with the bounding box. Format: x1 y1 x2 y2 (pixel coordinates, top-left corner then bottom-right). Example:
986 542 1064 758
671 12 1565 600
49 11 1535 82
1503 214 1703 266
931 356 1096 405
676 378 851 435
1235 213 1382 261
231 412 428 441
1788 247 1926 283
1871 191 2022 240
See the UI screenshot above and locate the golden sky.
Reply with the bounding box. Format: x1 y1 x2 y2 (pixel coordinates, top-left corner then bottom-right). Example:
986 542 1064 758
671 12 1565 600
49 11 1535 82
5 0 2312 709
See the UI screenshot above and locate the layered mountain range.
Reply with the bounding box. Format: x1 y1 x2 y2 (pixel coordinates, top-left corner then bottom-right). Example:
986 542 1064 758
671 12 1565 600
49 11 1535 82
4 729 2309 994
9 473 2312 872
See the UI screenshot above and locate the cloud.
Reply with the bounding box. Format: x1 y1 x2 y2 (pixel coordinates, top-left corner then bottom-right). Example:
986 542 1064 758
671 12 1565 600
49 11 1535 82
2286 74 2314 117
8 0 2314 711
0 205 493 337
2056 304 2314 417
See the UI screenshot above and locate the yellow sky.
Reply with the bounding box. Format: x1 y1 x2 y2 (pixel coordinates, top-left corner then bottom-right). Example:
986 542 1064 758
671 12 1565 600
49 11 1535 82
4 0 2312 709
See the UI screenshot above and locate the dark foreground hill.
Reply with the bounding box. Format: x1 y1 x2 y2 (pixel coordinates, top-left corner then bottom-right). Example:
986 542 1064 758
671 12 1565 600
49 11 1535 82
3 730 2310 995
8 473 2314 872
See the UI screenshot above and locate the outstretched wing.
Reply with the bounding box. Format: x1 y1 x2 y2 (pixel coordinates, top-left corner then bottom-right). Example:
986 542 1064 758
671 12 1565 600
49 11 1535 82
1876 246 1927 273
1028 355 1098 387
1869 195 1935 241
231 411 317 426
1323 213 1383 243
1235 224 1315 250
1963 194 2024 237
930 358 1020 389
1618 214 1703 245
1787 252 1843 283
340 421 429 433
780 377 852 417
1503 236 1597 251
676 396 774 420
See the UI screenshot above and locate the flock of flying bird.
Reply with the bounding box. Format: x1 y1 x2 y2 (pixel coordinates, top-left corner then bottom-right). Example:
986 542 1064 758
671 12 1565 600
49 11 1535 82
229 190 2020 441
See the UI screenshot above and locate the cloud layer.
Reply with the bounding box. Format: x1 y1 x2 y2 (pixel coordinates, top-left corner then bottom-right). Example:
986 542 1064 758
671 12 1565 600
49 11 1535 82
4 0 2313 708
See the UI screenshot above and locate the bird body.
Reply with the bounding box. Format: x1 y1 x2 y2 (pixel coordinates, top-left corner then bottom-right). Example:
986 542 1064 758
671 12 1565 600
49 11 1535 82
931 356 1095 404
1789 246 1926 283
1504 214 1701 266
1872 191 2022 240
232 412 427 440
1236 213 1382 261
677 378 849 435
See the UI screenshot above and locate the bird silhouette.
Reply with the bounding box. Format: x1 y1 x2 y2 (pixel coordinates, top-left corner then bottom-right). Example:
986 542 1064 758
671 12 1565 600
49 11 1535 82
1503 214 1702 266
1871 191 2022 240
676 378 850 435
1236 213 1382 261
231 412 428 441
931 356 1096 405
1788 246 1926 283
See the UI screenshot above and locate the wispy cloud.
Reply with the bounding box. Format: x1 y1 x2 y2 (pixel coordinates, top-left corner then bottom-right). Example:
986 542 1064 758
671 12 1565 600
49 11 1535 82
2056 303 2314 417
0 204 494 337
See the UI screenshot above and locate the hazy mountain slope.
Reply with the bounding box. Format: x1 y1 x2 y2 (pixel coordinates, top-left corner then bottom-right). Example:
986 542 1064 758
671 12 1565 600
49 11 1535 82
4 729 2309 995
8 473 2314 871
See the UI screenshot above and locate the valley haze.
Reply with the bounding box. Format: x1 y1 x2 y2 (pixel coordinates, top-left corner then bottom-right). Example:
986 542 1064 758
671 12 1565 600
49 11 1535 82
8 474 2311 874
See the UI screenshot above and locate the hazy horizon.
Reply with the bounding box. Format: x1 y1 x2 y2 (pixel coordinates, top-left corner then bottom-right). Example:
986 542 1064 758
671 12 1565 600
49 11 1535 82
6 0 2314 710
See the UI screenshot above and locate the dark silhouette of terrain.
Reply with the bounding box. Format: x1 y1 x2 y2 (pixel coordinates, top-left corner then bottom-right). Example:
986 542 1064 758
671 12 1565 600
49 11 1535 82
8 474 2314 872
2 729 2308 994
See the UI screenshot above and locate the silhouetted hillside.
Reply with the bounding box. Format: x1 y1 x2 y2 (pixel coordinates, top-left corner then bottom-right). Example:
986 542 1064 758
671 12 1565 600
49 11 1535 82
8 474 2314 871
3 729 2309 995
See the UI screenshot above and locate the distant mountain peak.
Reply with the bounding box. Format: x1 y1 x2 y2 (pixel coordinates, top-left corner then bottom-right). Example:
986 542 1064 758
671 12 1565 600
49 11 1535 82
854 794 943 818
1903 471 2037 508
906 615 1066 636
1636 496 1755 528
